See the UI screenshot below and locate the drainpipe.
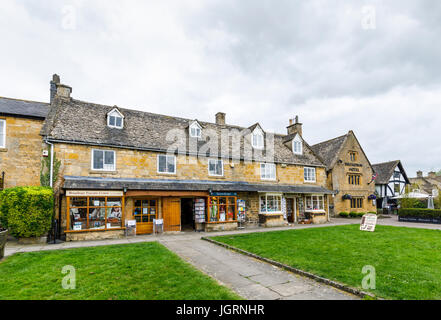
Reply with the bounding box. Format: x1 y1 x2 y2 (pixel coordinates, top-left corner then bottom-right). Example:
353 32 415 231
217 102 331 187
45 139 54 188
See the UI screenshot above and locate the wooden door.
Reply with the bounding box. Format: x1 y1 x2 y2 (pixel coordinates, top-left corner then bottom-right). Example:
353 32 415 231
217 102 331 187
163 197 181 232
286 198 294 223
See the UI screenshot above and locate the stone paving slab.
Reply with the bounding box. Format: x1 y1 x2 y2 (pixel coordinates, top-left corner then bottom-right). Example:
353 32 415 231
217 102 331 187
161 239 358 300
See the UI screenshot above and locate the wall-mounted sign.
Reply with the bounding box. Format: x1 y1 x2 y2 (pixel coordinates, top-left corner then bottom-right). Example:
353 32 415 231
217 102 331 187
360 214 378 232
348 168 360 172
210 192 237 197
66 190 124 197
345 163 363 167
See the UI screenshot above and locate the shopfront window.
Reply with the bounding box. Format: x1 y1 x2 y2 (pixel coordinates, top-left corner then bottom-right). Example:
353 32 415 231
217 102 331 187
208 196 237 222
260 194 282 214
134 199 158 223
69 196 123 231
305 195 325 212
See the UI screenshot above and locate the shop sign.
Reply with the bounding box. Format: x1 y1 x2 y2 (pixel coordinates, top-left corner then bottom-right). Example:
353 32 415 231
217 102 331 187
360 214 377 232
67 190 124 197
210 192 237 197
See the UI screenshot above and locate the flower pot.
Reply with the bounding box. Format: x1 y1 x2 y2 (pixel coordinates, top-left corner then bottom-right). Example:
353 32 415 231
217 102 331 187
0 229 8 260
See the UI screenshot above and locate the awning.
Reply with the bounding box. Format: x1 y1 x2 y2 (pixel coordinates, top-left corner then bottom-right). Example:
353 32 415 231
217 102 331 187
63 176 334 195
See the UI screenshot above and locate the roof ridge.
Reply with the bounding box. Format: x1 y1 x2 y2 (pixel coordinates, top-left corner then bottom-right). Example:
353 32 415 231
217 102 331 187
311 133 348 147
373 160 400 166
0 96 48 105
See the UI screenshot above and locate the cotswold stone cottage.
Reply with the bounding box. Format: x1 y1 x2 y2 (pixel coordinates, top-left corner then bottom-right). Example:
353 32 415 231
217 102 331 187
36 75 334 240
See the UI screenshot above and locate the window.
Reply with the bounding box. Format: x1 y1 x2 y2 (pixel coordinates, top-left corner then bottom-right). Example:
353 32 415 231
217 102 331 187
393 172 400 179
208 159 224 176
351 198 363 209
304 167 316 182
305 195 325 211
134 199 158 223
92 150 116 171
349 152 357 162
261 163 276 180
348 174 361 185
208 196 237 222
394 184 400 194
260 194 282 214
158 155 176 174
252 129 264 149
293 135 303 155
107 109 124 129
189 122 202 138
0 119 5 148
69 196 123 231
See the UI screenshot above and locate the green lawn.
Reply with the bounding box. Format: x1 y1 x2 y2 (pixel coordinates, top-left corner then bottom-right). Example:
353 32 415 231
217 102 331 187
212 225 441 300
0 242 240 300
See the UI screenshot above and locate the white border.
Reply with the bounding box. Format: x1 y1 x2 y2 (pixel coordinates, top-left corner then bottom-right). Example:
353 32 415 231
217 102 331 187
157 154 177 174
91 149 116 171
208 159 224 177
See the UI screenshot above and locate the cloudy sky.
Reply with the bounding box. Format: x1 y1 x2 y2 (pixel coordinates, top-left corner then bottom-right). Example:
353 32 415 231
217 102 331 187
1 0 440 176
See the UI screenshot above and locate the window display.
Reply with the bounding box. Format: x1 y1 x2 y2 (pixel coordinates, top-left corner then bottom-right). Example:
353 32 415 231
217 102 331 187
134 199 158 223
208 196 237 222
260 194 282 214
305 195 325 211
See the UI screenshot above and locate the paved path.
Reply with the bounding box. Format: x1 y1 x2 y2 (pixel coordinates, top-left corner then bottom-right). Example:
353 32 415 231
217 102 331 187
161 238 357 300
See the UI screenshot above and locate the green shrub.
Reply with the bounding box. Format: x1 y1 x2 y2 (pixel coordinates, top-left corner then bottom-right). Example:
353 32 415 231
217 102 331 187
368 211 377 215
339 212 349 218
399 208 441 219
400 197 426 209
349 212 358 218
0 187 54 238
357 212 367 217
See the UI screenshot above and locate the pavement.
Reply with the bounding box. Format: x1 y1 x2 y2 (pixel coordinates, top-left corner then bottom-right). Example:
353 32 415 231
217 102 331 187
4 216 439 300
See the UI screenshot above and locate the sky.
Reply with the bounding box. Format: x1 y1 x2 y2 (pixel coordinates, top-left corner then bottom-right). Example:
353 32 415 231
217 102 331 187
0 0 440 176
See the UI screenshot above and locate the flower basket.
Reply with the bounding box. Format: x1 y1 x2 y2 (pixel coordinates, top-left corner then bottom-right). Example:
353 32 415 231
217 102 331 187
368 194 377 200
342 194 352 200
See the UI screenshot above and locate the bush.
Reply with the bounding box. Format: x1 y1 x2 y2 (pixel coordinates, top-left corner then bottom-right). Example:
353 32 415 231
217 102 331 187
339 212 349 218
368 211 377 215
349 212 358 218
357 212 367 217
0 187 54 238
400 197 427 209
399 208 441 219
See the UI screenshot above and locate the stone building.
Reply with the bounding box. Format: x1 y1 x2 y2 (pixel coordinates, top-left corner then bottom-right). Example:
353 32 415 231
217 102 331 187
40 76 334 241
311 131 377 215
408 171 441 197
0 97 49 189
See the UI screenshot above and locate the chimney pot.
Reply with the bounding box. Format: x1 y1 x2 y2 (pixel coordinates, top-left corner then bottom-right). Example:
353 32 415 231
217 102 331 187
216 112 226 125
428 171 436 179
417 171 423 178
287 115 303 136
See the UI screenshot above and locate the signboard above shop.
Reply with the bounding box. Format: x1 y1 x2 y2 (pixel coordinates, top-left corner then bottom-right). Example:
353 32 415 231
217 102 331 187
66 190 124 197
209 192 237 197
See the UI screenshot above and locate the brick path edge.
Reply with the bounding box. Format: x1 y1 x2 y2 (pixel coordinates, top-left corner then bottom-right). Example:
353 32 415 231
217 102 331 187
201 237 381 300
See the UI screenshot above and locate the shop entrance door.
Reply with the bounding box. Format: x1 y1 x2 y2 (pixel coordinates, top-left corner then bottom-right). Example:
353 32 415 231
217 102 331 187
286 198 295 223
163 197 181 232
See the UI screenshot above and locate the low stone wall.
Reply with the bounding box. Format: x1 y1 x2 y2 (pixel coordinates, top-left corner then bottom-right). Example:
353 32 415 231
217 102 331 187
205 222 238 232
18 236 47 245
312 214 328 224
259 214 286 228
66 230 125 241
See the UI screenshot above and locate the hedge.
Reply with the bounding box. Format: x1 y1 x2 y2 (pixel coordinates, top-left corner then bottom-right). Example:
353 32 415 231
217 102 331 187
0 187 54 238
399 208 441 219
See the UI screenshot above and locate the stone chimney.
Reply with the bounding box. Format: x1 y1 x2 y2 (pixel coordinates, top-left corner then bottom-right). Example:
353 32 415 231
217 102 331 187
428 171 436 179
50 74 72 103
287 115 303 136
216 112 226 125
417 171 423 178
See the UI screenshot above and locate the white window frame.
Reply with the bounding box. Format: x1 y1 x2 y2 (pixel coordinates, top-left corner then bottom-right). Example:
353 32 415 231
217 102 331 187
189 122 202 138
251 128 264 149
260 163 276 181
305 194 325 212
260 193 283 214
91 149 116 171
304 167 316 182
0 119 5 148
208 159 224 177
293 135 303 155
157 155 177 174
107 109 124 129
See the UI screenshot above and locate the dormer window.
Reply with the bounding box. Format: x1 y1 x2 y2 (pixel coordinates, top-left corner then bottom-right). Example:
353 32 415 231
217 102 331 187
252 128 264 149
107 108 124 129
293 135 303 155
189 122 202 138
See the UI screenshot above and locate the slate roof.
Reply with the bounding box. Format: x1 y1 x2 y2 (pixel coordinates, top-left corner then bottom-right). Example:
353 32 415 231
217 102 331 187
310 134 347 169
63 176 334 194
42 97 326 167
0 97 49 119
372 160 410 185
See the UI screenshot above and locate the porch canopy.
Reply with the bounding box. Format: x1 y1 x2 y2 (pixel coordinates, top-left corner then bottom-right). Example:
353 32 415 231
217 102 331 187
63 176 334 195
391 191 430 199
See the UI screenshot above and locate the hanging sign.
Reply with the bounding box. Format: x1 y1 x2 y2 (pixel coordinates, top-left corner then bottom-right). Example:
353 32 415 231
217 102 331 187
360 214 378 232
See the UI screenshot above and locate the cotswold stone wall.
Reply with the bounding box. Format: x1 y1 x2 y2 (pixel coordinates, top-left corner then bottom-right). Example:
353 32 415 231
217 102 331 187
328 134 376 214
54 143 327 186
0 116 44 188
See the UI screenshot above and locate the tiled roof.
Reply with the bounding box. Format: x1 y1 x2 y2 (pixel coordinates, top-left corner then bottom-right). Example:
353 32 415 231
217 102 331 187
42 97 326 166
0 97 49 119
310 134 348 169
63 176 334 194
372 160 401 185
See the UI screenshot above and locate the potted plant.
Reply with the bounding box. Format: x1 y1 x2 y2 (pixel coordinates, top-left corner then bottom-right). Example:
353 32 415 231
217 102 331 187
0 224 7 260
342 194 352 200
